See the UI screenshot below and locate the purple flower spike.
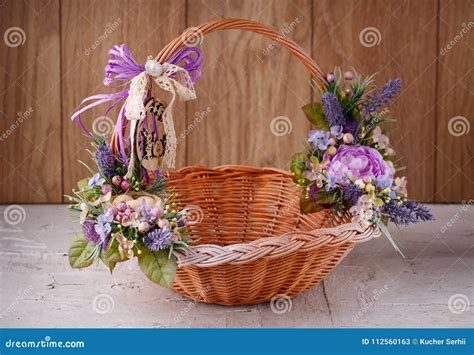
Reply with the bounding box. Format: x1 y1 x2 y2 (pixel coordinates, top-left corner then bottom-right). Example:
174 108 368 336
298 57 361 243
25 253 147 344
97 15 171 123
82 219 102 245
343 185 364 205
96 143 117 180
363 78 402 116
405 201 434 222
322 93 346 127
382 199 433 226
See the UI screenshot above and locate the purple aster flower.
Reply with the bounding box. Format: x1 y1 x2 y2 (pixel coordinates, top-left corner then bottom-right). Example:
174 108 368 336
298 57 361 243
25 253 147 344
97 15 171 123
94 214 113 241
405 201 434 222
343 185 364 205
81 219 102 245
322 93 346 127
96 143 117 180
363 79 401 116
88 173 105 188
308 130 331 150
144 228 172 251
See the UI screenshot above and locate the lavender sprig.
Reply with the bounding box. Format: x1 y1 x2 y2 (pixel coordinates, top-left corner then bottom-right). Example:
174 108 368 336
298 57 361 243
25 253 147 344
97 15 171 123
363 78 401 117
322 92 346 127
405 201 434 222
82 219 102 245
343 185 364 205
95 143 117 180
382 200 433 226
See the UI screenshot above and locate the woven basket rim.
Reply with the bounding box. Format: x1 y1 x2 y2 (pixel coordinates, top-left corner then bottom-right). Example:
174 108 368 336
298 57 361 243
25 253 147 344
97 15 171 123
169 164 291 176
168 165 381 268
176 223 379 268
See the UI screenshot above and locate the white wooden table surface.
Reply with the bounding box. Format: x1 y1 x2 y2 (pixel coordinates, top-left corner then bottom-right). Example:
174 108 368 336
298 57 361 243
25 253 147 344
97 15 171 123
0 204 472 328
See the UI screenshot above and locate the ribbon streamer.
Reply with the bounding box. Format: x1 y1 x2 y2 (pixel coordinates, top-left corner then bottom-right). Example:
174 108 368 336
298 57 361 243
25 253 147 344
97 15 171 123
71 44 203 174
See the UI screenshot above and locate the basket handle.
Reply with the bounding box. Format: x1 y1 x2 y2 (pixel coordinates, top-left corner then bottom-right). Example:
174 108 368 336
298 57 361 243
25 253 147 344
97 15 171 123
155 18 325 81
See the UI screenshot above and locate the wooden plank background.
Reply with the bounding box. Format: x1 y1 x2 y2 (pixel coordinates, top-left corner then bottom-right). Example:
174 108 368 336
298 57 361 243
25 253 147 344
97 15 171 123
0 0 472 204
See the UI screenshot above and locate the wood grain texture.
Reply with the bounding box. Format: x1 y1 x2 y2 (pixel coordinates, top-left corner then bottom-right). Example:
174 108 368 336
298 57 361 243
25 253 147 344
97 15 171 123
184 0 313 169
0 0 472 203
0 0 61 203
61 0 186 202
312 0 439 202
435 0 474 202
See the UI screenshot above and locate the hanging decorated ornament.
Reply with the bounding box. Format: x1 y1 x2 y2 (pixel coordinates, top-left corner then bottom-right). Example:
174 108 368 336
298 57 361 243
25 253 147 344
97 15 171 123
70 44 203 176
135 98 168 171
145 98 166 122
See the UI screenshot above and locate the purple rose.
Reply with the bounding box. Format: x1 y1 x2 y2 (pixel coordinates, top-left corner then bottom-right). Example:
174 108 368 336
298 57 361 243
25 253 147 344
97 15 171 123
326 145 393 185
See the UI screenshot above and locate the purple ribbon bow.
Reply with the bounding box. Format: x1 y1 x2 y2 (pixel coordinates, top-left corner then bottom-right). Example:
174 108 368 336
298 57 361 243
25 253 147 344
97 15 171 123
71 44 203 164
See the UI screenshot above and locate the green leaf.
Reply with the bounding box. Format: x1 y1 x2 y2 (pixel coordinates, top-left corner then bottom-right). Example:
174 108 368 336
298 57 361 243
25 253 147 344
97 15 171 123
290 153 308 183
315 190 337 206
300 195 322 214
302 103 330 131
68 233 96 269
100 238 126 273
77 178 89 190
137 248 177 288
376 219 405 258
300 190 337 214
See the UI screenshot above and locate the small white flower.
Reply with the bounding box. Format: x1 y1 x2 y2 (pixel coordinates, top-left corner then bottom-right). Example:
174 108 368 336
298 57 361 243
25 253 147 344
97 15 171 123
372 126 391 150
91 191 112 206
79 203 89 223
354 179 365 189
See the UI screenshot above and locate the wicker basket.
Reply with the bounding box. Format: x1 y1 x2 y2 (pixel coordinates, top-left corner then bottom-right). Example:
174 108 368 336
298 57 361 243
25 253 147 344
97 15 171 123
155 19 380 305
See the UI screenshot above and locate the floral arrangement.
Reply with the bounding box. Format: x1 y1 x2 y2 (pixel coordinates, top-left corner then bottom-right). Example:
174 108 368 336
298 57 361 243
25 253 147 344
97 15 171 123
291 68 433 253
66 136 190 287
67 44 203 287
